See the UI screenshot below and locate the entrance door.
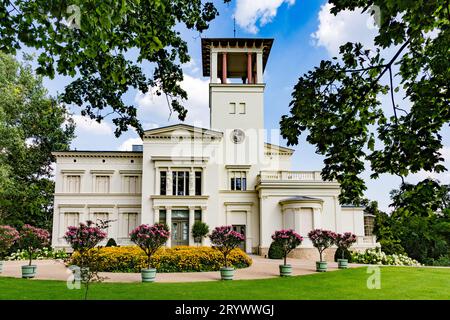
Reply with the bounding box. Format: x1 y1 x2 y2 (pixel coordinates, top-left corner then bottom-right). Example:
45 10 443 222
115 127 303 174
232 225 246 252
172 219 189 246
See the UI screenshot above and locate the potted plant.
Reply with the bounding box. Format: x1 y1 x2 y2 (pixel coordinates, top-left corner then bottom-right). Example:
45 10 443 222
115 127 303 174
307 229 337 272
209 226 244 280
64 220 108 299
0 225 19 273
18 224 50 278
271 229 303 276
130 223 170 282
335 232 357 269
192 221 209 246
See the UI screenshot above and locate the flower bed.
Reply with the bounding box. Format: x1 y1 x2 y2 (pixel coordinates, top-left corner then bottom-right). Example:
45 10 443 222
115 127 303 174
69 246 252 273
351 248 421 266
6 247 68 261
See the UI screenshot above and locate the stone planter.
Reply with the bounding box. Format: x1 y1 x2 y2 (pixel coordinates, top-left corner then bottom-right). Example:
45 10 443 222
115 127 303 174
0 260 3 273
279 264 292 277
337 259 348 269
141 268 157 283
316 261 327 272
21 265 37 278
220 267 235 280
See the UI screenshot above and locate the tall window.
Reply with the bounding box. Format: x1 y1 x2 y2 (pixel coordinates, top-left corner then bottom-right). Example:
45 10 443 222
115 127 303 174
172 171 189 196
95 176 110 193
159 209 167 224
123 175 141 193
364 214 375 236
230 171 247 191
160 171 167 195
64 212 79 229
121 213 138 237
66 175 80 193
195 171 202 196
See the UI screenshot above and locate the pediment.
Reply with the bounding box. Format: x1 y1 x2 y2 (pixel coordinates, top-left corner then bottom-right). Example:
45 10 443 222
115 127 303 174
143 124 223 140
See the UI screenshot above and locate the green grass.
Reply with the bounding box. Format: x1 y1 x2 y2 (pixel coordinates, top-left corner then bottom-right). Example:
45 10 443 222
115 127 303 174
0 267 449 300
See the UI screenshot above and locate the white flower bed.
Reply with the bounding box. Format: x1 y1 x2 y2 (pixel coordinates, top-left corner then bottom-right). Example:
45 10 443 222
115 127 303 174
351 248 421 266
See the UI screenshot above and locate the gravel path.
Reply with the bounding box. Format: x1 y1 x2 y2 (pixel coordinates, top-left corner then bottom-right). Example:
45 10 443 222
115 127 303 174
0 256 354 283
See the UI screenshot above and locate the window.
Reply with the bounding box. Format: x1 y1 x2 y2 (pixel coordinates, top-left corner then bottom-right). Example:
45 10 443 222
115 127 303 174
230 171 247 191
64 212 79 230
195 210 202 222
93 212 109 235
121 213 138 237
238 102 246 114
65 175 80 193
229 102 236 114
123 175 141 193
172 171 189 196
195 171 202 196
159 210 167 224
364 214 375 236
95 176 110 193
160 171 167 195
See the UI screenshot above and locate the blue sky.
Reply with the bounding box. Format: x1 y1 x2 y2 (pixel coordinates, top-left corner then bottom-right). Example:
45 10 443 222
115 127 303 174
35 0 449 211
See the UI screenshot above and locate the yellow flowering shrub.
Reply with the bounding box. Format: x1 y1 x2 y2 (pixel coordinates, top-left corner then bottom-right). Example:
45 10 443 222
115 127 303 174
70 246 252 273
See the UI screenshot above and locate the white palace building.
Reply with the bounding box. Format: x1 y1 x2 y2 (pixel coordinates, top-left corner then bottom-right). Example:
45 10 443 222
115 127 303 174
52 38 377 260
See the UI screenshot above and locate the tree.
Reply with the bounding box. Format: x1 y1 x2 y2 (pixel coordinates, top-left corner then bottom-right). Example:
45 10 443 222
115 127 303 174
209 226 244 268
0 53 75 230
0 0 230 137
280 0 449 205
130 223 170 269
192 221 209 245
271 229 303 266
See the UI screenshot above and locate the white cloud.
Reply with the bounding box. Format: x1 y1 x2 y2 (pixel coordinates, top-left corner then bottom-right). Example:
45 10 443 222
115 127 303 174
118 137 143 151
72 115 113 135
311 3 378 57
234 0 295 34
135 74 210 128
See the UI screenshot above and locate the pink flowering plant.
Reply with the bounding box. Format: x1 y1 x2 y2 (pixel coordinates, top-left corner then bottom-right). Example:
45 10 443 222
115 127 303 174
307 229 337 262
130 223 170 269
335 232 357 259
64 220 107 253
19 225 50 266
272 229 303 266
209 226 245 268
0 225 19 259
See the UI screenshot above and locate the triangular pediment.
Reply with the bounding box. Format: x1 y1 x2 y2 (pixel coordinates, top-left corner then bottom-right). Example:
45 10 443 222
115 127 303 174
143 124 223 140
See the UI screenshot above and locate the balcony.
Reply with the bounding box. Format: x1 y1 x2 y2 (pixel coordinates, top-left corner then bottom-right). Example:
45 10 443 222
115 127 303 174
258 171 324 182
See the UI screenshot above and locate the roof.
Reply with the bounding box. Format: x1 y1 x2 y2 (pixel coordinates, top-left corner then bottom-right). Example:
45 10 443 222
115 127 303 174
142 123 223 139
264 142 294 155
279 196 324 205
52 150 142 158
201 38 274 77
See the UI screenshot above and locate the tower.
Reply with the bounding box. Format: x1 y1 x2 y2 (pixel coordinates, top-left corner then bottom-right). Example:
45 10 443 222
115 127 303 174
201 38 273 134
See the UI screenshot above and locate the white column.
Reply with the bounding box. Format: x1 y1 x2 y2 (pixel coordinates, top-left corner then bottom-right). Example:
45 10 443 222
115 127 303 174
211 51 218 83
313 207 321 229
256 52 263 83
110 206 119 241
189 206 195 246
153 207 159 225
166 169 172 195
201 206 209 246
166 207 172 247
189 168 195 196
246 210 252 254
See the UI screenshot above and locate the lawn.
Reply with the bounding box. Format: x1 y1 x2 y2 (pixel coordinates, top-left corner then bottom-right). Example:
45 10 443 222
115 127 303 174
0 267 448 300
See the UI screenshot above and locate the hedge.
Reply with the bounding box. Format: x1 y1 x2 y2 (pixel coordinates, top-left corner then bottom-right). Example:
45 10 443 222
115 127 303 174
69 246 252 273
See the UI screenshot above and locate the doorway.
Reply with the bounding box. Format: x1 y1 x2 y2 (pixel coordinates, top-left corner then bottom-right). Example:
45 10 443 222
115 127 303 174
232 225 246 252
171 219 189 246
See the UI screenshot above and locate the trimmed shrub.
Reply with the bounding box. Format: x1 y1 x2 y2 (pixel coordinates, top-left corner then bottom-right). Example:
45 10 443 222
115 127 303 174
106 238 118 247
69 246 252 273
268 241 284 259
334 248 352 262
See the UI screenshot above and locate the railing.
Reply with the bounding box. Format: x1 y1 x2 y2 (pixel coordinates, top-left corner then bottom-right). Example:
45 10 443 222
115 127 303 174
258 171 324 182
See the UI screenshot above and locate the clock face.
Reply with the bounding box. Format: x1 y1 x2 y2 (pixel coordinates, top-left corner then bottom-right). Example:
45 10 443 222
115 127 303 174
231 129 245 144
